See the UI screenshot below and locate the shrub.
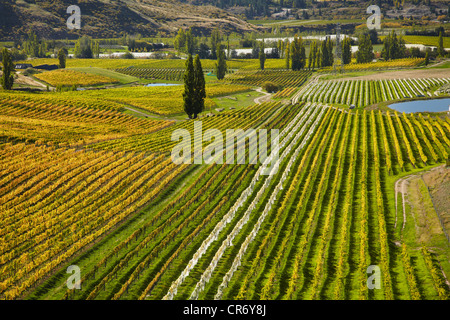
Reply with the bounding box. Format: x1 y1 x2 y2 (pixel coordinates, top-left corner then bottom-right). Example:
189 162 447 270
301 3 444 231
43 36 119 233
262 81 279 93
121 51 134 59
23 68 40 76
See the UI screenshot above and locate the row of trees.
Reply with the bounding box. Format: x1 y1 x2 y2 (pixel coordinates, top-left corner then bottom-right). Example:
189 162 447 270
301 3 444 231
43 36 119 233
381 31 406 61
174 28 226 60
74 36 100 58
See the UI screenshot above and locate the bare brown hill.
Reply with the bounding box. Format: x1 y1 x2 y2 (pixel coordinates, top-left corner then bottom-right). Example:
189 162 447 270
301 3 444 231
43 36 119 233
0 0 260 40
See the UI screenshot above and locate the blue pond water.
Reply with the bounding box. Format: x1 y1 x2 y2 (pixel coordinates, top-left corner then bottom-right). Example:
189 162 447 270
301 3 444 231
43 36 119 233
389 98 450 113
145 83 181 87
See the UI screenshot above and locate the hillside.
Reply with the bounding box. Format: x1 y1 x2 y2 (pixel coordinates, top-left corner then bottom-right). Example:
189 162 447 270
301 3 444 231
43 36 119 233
0 0 260 40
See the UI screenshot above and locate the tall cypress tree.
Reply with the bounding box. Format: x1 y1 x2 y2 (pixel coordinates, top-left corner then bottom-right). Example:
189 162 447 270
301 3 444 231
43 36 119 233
1 48 14 90
285 40 290 69
193 55 206 118
183 54 195 119
356 33 374 63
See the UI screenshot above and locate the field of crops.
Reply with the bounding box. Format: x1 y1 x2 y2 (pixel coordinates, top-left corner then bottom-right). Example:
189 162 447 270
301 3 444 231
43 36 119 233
16 58 259 71
46 83 251 116
226 70 312 88
34 69 120 87
114 67 185 81
402 36 450 49
273 87 297 99
321 58 425 73
2 49 450 303
1 92 449 301
0 91 173 146
298 77 450 107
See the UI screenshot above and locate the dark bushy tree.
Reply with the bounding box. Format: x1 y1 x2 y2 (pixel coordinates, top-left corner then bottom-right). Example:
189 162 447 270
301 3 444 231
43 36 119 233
291 36 306 71
215 43 227 80
319 37 333 67
356 33 374 63
57 48 66 68
197 43 210 59
342 37 352 65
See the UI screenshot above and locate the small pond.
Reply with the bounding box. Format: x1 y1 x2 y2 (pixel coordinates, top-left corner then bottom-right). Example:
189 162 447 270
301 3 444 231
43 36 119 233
389 98 450 113
145 83 181 87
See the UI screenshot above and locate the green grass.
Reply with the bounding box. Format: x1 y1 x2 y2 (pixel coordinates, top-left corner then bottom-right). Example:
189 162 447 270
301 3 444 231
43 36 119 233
212 90 264 111
402 35 450 49
429 60 450 69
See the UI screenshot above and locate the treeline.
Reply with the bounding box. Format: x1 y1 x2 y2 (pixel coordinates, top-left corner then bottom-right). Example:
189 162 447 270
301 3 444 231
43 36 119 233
405 26 446 37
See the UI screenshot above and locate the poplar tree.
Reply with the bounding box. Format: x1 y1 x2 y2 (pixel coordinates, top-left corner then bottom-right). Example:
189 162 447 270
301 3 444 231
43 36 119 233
174 28 186 53
185 28 196 55
315 47 321 68
259 41 266 70
210 28 221 59
308 44 313 70
312 41 318 69
327 37 333 65
1 48 14 90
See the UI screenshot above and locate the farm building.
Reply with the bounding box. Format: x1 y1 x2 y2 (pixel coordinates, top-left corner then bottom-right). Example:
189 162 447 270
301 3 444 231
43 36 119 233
15 63 33 69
